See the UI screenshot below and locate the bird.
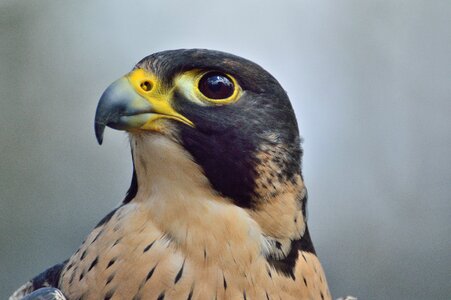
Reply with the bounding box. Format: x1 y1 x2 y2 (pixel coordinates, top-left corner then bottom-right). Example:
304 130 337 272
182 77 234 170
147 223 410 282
10 49 332 300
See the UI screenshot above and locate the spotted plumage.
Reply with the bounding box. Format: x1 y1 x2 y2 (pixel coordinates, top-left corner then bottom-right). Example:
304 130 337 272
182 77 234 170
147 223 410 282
11 49 332 300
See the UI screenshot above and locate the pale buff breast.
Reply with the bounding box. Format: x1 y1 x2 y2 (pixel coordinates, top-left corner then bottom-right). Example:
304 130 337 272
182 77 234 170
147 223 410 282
59 203 330 300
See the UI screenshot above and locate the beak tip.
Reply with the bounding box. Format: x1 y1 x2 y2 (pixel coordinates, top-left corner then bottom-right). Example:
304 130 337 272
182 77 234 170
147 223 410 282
95 122 105 145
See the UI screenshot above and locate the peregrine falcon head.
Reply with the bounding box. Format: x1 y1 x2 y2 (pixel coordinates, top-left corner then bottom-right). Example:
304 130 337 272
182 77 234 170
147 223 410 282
95 49 303 210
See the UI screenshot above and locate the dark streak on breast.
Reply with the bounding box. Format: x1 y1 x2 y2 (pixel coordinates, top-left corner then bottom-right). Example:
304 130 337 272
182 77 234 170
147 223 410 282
266 226 316 279
104 289 115 300
106 258 116 269
267 267 272 278
88 257 98 272
91 230 103 244
113 238 122 247
132 294 141 300
174 261 185 284
223 274 227 290
143 241 155 253
146 265 157 282
106 273 115 285
187 287 194 300
69 269 76 284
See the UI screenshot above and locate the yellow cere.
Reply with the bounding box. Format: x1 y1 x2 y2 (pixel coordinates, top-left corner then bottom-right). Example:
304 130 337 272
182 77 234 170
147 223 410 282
175 69 242 106
126 69 194 130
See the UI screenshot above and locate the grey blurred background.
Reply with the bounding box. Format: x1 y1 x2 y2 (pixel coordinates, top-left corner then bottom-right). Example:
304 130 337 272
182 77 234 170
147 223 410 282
1 0 450 299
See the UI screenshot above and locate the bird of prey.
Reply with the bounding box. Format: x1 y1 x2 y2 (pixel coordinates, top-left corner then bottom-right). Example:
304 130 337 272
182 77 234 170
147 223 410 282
11 49 331 300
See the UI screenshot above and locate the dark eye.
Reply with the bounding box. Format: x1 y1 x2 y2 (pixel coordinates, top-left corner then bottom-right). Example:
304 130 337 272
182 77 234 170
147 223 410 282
198 72 235 100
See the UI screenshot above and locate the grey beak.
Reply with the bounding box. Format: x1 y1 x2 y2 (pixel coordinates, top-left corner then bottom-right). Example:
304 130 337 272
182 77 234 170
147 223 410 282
94 77 153 144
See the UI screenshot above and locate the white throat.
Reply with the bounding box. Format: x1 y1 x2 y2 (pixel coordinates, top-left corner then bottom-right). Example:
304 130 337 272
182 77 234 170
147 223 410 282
129 133 269 261
131 133 212 201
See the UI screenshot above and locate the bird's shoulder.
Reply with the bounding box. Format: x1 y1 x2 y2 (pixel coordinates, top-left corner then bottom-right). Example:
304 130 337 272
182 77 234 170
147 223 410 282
10 206 123 300
10 262 67 300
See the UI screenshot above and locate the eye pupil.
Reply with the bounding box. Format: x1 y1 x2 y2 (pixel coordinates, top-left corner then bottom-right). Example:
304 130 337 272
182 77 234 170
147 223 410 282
198 72 234 100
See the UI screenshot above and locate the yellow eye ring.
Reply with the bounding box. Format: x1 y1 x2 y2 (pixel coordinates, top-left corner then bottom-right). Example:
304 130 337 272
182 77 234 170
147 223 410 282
194 71 241 105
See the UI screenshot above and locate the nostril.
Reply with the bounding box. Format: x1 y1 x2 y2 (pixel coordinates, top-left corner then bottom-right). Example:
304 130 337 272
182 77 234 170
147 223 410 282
140 81 152 92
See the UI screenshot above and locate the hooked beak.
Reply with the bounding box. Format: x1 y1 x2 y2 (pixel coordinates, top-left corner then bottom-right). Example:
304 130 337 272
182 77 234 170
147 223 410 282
94 69 193 144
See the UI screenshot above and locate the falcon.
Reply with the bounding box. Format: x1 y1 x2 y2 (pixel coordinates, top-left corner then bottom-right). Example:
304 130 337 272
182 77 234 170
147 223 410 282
11 49 331 300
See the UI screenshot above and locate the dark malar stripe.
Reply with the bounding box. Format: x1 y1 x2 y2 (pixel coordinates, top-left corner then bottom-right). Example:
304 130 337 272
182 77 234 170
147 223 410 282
123 160 138 204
